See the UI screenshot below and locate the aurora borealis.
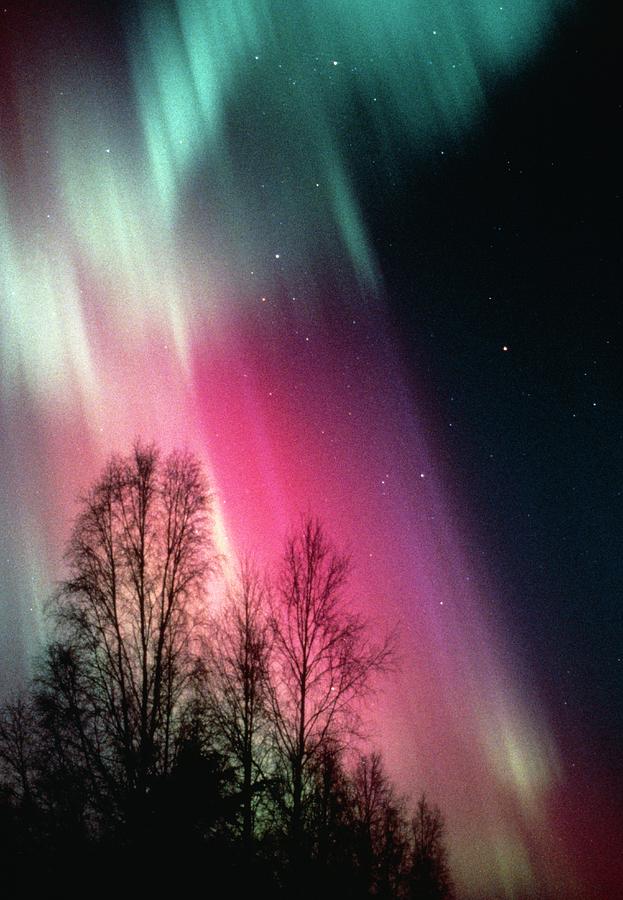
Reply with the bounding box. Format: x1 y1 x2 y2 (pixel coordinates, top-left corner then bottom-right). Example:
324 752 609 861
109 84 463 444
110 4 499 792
1 2 620 897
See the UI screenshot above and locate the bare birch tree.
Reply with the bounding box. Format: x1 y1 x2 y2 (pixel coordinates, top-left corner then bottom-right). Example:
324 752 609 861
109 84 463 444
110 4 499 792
202 558 272 852
269 517 393 854
49 442 215 824
410 794 454 899
0 692 38 806
350 751 409 898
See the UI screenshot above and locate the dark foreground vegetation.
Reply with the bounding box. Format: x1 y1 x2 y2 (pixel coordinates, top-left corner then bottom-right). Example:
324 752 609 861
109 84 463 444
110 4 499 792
0 443 453 898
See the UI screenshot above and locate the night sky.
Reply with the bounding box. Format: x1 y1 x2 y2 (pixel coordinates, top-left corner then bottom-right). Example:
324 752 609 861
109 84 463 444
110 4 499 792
0 2 621 897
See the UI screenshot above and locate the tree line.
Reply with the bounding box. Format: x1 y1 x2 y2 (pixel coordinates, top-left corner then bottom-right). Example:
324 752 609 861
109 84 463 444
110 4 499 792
0 443 453 898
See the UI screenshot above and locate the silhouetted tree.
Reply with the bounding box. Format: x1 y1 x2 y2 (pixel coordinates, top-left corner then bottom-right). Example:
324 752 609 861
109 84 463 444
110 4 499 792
202 558 273 854
268 518 394 863
409 794 454 900
350 751 409 898
309 740 351 867
0 692 37 806
47 442 215 830
299 740 357 897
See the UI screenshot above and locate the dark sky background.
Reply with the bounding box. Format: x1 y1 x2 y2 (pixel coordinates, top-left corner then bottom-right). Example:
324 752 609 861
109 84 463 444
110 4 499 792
376 0 621 778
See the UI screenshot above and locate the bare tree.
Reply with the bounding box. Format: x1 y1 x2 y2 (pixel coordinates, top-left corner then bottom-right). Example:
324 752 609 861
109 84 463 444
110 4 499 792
410 794 454 900
0 692 38 805
350 751 410 898
202 557 272 853
268 517 393 854
308 737 351 870
49 442 215 824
